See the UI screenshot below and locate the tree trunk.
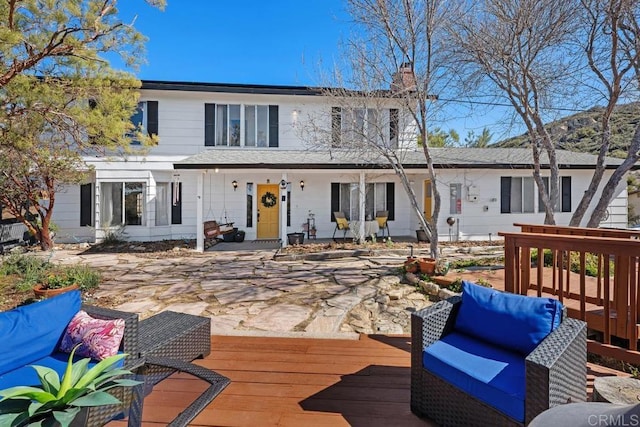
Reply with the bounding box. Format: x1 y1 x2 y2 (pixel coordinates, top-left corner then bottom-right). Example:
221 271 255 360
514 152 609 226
570 118 612 226
586 124 640 227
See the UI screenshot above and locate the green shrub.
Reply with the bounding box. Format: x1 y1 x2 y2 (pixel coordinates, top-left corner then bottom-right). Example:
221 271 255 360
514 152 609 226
0 253 50 277
0 253 51 290
531 249 610 278
63 264 101 291
448 279 464 293
0 254 100 292
448 278 492 293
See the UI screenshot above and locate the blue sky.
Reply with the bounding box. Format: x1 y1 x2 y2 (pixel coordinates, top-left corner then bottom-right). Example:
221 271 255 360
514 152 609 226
116 1 523 140
118 1 347 86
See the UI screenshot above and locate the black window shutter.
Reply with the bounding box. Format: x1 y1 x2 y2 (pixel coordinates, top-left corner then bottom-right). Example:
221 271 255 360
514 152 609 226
269 105 279 147
331 107 341 147
561 177 571 212
171 183 182 225
204 104 215 146
389 109 399 146
386 183 395 220
80 183 92 226
331 183 340 222
500 177 511 213
147 101 159 136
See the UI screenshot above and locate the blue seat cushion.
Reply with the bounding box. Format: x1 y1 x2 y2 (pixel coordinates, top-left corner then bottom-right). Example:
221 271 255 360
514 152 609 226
0 351 124 391
423 331 526 422
0 290 82 375
455 281 563 355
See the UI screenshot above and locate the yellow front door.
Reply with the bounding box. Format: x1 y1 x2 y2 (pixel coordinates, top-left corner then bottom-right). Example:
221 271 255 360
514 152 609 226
424 180 432 220
257 184 280 239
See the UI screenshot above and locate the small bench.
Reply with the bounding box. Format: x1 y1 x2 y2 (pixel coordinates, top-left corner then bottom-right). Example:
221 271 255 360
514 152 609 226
204 220 235 242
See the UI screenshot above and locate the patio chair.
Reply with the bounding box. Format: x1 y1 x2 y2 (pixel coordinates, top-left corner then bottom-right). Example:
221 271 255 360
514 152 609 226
375 210 390 238
411 281 587 426
332 212 350 242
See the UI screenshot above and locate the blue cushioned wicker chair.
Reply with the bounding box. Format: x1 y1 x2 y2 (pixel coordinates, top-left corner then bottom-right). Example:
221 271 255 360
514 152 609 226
411 281 587 426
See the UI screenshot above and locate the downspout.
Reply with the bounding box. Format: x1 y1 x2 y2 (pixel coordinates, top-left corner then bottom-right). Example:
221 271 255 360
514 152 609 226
358 171 366 243
196 171 204 252
280 173 288 247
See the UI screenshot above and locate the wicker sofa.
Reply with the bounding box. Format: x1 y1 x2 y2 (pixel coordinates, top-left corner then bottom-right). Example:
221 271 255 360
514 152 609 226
0 290 140 427
411 281 587 426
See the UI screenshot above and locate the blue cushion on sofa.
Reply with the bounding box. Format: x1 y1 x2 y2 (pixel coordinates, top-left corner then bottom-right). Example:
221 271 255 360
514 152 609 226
0 352 101 390
0 351 124 391
0 290 82 375
454 281 563 355
423 331 526 422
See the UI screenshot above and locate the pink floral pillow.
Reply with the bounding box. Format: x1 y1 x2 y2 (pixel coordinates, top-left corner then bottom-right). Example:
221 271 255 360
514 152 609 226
59 310 125 360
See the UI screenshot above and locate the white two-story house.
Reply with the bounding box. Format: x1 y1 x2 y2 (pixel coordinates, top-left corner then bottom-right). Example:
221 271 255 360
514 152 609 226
50 79 632 251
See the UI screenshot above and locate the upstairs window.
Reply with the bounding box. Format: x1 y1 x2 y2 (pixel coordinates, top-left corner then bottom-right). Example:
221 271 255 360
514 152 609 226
331 107 398 148
205 104 278 147
129 101 158 144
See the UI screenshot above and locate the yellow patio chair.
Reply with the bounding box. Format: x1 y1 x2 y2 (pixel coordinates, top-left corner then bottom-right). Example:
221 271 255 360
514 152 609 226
375 210 390 238
332 212 350 242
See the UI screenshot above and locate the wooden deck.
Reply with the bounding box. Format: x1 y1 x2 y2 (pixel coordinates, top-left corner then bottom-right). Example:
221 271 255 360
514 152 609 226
109 334 628 427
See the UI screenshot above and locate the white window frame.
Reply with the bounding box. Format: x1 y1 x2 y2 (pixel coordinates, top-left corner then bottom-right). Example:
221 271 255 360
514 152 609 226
100 182 145 227
339 182 387 221
215 104 271 147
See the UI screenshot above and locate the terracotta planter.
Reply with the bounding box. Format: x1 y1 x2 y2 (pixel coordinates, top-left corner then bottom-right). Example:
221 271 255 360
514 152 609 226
404 257 419 273
419 258 437 275
33 283 79 298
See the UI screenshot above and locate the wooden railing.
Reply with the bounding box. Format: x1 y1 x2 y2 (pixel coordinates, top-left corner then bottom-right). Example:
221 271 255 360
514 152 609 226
499 226 640 364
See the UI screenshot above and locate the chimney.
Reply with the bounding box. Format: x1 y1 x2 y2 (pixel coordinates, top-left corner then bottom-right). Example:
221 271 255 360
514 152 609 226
391 62 417 93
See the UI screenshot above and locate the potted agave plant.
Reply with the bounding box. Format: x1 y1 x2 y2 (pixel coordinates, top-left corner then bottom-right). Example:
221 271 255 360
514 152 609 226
0 346 140 427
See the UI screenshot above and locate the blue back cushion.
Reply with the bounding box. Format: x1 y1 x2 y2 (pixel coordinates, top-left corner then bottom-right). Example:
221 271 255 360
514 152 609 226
454 281 563 355
0 290 81 375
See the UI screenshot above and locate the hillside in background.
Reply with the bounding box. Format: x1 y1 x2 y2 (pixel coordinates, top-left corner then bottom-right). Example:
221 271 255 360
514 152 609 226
494 102 640 158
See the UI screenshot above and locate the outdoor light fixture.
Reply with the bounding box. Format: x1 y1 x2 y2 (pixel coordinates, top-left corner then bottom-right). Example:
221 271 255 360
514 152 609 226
232 180 238 191
300 180 305 191
280 179 288 190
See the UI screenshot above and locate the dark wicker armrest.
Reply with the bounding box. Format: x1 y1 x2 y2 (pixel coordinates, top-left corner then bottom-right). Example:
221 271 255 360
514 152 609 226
82 304 139 367
412 296 461 350
524 317 587 424
411 297 461 391
127 356 230 427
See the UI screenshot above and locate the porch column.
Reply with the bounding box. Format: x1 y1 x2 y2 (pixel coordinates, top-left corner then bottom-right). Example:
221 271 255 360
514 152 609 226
280 173 288 247
196 171 204 252
358 171 366 243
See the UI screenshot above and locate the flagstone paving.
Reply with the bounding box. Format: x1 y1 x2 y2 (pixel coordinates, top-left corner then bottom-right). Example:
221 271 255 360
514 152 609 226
46 244 503 338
